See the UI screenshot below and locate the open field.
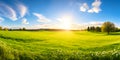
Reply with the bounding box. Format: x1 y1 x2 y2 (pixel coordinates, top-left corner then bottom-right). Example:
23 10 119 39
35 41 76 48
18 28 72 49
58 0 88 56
0 31 120 60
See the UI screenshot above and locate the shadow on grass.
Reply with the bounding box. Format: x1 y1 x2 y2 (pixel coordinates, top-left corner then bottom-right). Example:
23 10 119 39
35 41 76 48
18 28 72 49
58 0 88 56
109 32 120 35
0 35 44 43
77 42 120 52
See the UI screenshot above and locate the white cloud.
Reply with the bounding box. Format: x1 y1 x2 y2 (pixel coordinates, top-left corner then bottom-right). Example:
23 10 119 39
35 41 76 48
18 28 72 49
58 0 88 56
33 13 50 23
0 3 17 21
80 3 89 12
22 18 29 24
17 4 27 18
88 0 102 13
0 3 28 21
80 0 102 13
0 17 4 22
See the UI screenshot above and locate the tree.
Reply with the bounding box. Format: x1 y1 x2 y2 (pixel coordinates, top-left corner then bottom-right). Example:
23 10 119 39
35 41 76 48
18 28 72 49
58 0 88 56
95 27 101 32
9 29 13 31
4 28 8 31
115 27 120 32
19 28 23 31
101 21 115 34
87 26 101 32
87 27 90 31
90 26 95 32
0 26 2 30
23 27 26 31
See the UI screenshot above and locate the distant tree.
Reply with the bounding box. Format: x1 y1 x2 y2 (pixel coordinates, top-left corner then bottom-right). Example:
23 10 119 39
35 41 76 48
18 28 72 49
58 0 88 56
87 26 98 32
90 26 95 32
0 26 2 30
9 29 12 31
95 27 101 32
114 27 120 32
87 26 101 32
4 28 8 31
23 27 26 31
19 28 23 31
87 27 90 31
101 21 115 34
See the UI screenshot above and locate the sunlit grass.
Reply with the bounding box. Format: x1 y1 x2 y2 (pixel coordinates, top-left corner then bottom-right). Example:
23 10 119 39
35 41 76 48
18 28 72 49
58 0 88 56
0 31 120 60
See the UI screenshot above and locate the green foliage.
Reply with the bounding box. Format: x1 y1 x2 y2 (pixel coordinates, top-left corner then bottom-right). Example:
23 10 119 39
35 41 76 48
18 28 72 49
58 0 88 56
3 28 8 31
18 27 26 31
101 21 115 34
95 27 101 32
23 27 26 31
0 31 120 60
90 26 95 32
114 27 120 32
19 28 23 31
9 29 13 31
87 27 90 31
87 26 101 32
0 26 2 30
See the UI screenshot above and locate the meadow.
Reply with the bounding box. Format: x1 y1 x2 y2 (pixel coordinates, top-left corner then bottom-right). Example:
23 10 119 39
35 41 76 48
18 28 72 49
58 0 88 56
0 31 120 60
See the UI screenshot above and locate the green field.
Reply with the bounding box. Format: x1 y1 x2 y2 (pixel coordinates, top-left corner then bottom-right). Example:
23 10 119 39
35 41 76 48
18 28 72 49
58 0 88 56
0 31 120 60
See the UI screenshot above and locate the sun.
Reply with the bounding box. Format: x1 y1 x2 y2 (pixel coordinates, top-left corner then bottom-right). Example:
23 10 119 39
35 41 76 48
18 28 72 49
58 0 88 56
59 15 73 30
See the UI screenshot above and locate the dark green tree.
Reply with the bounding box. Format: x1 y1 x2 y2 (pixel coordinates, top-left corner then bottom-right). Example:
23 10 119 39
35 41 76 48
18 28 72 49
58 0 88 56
23 27 26 31
90 26 95 32
101 21 115 34
95 27 101 32
87 27 90 31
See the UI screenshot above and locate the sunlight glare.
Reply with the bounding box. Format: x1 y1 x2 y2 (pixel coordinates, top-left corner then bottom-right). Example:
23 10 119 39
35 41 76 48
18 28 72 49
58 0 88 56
60 15 73 30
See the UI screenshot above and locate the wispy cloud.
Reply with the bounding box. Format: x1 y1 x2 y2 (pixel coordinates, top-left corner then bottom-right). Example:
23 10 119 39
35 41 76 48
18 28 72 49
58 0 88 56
80 0 102 13
88 0 102 13
17 3 28 18
0 2 28 21
22 18 29 24
0 17 4 22
0 3 17 21
80 3 89 12
33 13 50 23
89 21 103 25
25 24 54 29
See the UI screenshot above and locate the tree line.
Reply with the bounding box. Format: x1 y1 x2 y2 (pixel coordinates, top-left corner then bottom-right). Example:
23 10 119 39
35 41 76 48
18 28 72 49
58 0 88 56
0 27 26 31
0 21 119 34
87 21 120 34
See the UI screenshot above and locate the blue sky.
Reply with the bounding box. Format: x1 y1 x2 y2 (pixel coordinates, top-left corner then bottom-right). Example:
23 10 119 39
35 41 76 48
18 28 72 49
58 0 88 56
0 0 120 29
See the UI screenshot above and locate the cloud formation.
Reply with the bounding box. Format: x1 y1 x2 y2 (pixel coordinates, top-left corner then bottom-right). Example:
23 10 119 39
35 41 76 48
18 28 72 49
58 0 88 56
33 13 50 23
88 0 102 13
17 3 27 18
0 2 28 21
80 3 89 12
0 3 17 21
22 18 29 24
80 0 102 13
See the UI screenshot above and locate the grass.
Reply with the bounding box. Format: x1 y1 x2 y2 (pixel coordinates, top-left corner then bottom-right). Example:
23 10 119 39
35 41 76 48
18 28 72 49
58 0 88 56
0 31 120 60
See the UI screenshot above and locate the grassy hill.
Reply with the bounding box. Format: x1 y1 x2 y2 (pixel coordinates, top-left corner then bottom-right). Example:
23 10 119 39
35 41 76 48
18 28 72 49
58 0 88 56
0 31 120 60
